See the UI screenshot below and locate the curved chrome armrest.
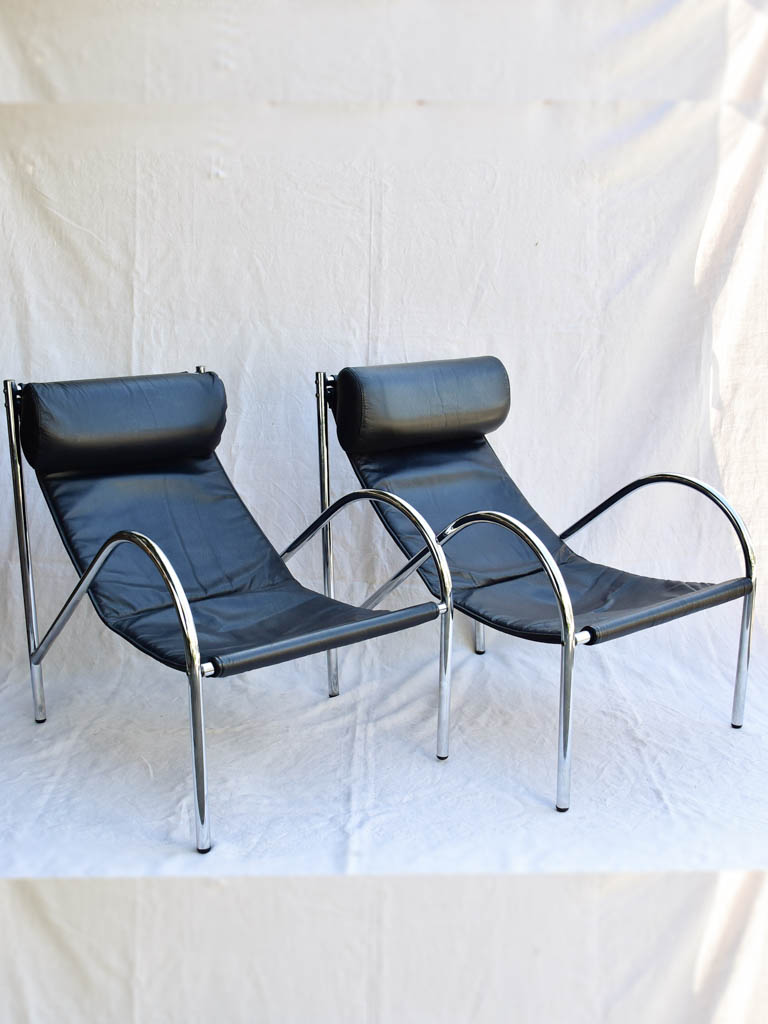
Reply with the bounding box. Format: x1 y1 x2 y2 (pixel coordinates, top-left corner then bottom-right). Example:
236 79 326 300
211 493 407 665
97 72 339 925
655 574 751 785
31 530 202 676
443 511 575 641
360 509 586 645
279 488 453 612
559 473 756 580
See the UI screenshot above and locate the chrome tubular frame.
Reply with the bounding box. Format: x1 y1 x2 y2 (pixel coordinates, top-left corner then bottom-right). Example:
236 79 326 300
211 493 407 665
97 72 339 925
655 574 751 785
432 510 578 811
560 473 757 727
4 384 212 854
40 531 210 852
281 487 455 759
310 501 582 809
4 380 46 722
352 505 608 808
315 371 339 697
39 531 209 852
444 516 577 811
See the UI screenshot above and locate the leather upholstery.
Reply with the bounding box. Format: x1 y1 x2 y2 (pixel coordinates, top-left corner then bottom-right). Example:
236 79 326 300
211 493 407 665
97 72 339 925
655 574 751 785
334 357 510 454
21 372 227 473
23 373 438 675
209 601 438 676
333 361 751 645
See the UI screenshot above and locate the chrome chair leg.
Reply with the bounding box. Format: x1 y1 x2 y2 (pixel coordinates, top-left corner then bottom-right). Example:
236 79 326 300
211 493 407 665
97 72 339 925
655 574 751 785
5 379 47 722
556 637 575 811
321 516 339 697
436 608 454 760
732 585 755 729
187 664 211 853
29 663 46 723
326 648 339 698
474 620 486 655
322 522 339 697
316 370 340 698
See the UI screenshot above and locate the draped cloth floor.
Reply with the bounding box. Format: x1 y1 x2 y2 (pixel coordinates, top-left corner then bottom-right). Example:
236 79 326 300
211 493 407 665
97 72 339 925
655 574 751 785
2 605 768 1021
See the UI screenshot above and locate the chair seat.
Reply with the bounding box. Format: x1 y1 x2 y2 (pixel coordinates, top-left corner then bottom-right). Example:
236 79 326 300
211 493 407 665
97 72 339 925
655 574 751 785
456 555 752 644
343 438 751 646
108 580 439 674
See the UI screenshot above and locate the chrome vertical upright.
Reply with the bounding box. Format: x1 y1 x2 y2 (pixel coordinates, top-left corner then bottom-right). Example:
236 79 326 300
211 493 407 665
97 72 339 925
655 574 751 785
187 658 210 852
436 607 454 759
4 379 46 722
474 620 486 654
556 632 576 811
316 371 339 697
732 580 756 729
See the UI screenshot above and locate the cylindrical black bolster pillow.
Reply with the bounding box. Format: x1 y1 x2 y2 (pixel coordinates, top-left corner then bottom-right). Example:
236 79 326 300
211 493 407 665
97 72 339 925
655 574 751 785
21 371 227 474
333 356 510 454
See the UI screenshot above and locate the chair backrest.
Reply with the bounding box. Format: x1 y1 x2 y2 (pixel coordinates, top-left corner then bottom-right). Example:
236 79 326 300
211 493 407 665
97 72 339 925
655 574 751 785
331 357 571 594
20 372 292 626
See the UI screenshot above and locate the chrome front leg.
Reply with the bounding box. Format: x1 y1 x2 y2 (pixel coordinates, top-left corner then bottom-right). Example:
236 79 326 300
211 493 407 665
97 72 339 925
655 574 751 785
556 634 576 812
436 607 454 760
187 662 211 852
732 583 755 729
473 620 486 655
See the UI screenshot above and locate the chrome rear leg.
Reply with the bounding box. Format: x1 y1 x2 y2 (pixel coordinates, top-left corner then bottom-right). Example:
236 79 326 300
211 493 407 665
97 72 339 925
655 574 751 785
316 370 340 698
5 379 46 722
556 637 575 811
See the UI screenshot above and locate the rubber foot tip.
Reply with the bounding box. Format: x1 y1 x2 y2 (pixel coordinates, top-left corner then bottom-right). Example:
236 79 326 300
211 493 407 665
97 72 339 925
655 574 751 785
556 805 569 813
197 846 212 855
436 754 448 761
475 650 485 656
328 692 339 699
731 723 742 729
35 717 47 724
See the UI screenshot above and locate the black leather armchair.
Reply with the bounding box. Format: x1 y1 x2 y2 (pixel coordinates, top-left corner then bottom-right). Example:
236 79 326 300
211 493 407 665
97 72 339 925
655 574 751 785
316 357 755 811
4 370 453 851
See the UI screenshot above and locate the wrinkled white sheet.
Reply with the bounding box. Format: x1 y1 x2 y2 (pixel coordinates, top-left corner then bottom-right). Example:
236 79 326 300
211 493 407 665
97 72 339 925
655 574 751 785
0 0 766 877
3 872 768 1023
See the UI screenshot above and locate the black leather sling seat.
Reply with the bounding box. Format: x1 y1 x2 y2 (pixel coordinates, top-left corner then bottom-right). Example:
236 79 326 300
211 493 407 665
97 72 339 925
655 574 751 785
21 372 437 676
331 358 751 644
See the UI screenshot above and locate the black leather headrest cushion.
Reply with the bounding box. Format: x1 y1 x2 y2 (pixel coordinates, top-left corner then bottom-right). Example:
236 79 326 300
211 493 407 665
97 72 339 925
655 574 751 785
21 371 227 473
333 357 510 454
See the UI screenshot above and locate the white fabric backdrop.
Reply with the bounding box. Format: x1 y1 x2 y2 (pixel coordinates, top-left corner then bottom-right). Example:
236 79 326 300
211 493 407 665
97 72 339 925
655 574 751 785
1 1 768 1017
3 873 768 1024
1 3 766 625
